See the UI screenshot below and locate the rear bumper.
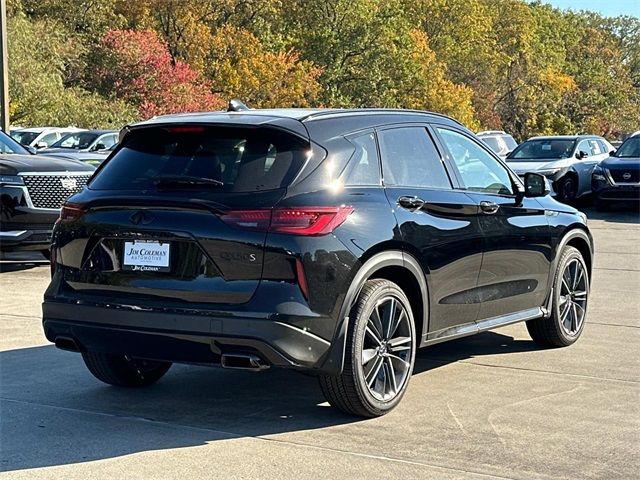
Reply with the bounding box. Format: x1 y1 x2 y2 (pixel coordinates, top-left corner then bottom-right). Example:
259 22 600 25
42 301 333 371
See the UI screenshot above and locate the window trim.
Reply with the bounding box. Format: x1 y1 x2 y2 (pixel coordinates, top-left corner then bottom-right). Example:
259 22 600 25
375 123 456 190
342 129 383 187
431 124 521 198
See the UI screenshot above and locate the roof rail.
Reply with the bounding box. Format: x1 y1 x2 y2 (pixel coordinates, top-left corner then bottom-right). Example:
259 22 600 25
299 108 464 126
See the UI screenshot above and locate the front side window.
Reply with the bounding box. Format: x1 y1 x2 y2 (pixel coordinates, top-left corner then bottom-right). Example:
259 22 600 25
576 140 592 158
437 127 513 195
0 132 29 154
343 132 381 186
53 132 100 149
378 127 451 189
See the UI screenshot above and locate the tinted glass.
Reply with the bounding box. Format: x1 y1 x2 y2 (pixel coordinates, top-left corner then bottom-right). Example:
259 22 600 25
0 131 29 154
52 132 101 149
508 139 576 161
437 128 513 195
481 136 502 154
378 127 451 188
90 126 308 193
344 132 380 185
616 137 640 158
502 135 518 150
10 131 39 145
576 140 591 157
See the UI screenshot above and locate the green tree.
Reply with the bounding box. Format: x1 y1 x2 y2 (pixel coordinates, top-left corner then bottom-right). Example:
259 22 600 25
7 12 136 128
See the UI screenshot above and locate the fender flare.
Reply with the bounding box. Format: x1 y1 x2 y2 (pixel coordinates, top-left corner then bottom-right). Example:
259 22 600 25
319 250 429 375
543 227 593 316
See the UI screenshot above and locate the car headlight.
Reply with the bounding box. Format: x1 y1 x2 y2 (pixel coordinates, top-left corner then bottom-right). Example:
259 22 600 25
536 168 562 176
0 175 25 185
592 167 607 182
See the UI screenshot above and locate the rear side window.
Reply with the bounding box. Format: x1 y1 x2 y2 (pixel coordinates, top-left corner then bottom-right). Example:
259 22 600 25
90 126 308 192
343 132 381 186
378 127 451 189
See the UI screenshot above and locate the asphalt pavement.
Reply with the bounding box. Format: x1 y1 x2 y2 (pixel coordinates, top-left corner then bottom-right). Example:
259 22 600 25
1 206 638 479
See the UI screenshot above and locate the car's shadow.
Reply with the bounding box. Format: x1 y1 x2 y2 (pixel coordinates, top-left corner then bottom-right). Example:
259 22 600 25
1 330 537 472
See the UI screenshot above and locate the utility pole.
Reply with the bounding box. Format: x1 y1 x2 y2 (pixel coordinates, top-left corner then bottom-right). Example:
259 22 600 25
0 0 9 132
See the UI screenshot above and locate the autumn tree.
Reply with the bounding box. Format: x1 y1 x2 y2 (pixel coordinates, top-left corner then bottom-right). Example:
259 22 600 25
206 25 322 108
86 29 224 118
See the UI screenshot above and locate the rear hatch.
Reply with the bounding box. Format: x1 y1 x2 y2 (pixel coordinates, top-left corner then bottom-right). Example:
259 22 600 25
55 124 309 306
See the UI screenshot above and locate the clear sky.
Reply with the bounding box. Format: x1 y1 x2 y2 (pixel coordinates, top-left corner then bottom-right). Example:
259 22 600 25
545 0 639 17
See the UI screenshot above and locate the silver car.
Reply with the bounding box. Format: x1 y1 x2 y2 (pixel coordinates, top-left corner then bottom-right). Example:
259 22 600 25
477 130 518 160
506 135 615 202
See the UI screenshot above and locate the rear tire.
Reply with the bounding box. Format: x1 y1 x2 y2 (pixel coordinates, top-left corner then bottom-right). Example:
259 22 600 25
526 246 589 347
82 351 171 387
319 279 416 417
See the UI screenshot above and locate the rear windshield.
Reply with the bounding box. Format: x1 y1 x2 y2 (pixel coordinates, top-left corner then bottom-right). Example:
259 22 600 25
508 139 575 161
89 126 309 192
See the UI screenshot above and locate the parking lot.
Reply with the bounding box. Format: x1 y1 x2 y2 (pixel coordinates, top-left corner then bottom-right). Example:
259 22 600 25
0 206 638 480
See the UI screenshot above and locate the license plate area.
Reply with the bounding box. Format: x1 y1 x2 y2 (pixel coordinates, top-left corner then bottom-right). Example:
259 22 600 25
123 240 171 272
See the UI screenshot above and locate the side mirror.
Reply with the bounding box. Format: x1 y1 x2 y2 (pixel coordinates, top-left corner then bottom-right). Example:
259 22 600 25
524 172 550 197
35 141 48 149
609 150 616 156
576 150 589 159
92 142 106 151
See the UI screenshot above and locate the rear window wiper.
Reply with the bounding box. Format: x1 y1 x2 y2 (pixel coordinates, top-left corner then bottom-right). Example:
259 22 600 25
153 175 224 189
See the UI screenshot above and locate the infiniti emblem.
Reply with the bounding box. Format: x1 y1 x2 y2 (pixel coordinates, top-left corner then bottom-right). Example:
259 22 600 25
60 177 78 190
622 172 631 180
130 210 155 225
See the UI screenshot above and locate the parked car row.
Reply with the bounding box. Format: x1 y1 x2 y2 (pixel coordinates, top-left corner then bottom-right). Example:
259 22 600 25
10 127 118 166
0 130 95 258
479 130 638 208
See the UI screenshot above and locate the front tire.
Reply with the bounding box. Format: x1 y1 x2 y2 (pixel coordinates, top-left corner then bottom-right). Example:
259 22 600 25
556 176 578 204
319 279 416 417
82 351 171 387
526 246 589 347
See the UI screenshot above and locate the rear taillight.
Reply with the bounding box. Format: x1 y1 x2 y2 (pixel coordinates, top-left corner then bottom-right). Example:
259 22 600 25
221 206 353 236
58 203 86 223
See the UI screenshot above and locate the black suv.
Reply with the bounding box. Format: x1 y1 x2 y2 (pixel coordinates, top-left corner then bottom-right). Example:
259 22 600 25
0 130 95 257
43 109 593 417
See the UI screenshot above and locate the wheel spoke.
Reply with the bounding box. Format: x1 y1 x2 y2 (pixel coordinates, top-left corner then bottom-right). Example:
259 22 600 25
362 348 377 366
573 290 587 300
571 303 578 332
575 266 584 290
366 355 384 387
369 306 384 341
388 336 411 352
385 357 398 395
365 326 383 347
388 353 410 370
561 300 572 329
388 309 405 341
384 298 396 339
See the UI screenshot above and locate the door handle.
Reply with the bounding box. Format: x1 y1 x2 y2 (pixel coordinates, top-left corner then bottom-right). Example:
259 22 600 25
397 196 425 211
479 201 500 214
